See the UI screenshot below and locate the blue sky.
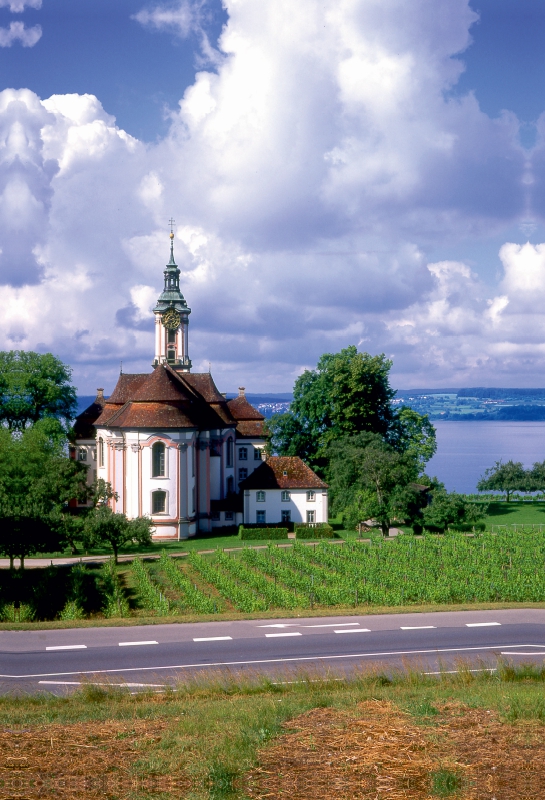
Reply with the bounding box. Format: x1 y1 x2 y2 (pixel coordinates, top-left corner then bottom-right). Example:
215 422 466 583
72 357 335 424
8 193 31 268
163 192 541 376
3 0 545 393
0 0 226 141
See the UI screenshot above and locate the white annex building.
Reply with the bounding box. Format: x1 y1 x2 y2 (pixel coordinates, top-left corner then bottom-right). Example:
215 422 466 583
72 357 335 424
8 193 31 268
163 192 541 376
73 233 328 540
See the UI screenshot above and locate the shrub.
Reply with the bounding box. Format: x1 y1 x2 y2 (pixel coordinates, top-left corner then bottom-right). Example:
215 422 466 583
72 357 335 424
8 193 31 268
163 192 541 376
295 523 334 539
238 527 288 540
58 600 85 620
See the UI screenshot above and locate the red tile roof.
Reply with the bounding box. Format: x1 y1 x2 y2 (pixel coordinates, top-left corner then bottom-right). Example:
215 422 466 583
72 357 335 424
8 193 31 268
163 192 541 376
227 394 264 421
239 457 327 490
132 366 193 403
182 373 237 426
108 373 148 404
235 420 265 439
105 401 206 429
101 366 230 431
183 373 225 403
94 402 123 427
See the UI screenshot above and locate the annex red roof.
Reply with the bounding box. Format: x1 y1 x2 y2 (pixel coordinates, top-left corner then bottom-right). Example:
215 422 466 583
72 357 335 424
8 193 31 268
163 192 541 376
239 456 327 490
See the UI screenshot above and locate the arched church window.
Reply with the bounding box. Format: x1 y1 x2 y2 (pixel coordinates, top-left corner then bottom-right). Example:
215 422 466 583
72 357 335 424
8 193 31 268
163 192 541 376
152 442 166 477
152 490 166 514
98 437 104 467
167 329 176 344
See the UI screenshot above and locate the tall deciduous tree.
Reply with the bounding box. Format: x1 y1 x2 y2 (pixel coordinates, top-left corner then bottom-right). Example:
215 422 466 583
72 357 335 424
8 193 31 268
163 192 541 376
393 407 437 469
267 347 397 463
0 419 89 568
477 460 528 501
0 351 77 431
326 433 423 535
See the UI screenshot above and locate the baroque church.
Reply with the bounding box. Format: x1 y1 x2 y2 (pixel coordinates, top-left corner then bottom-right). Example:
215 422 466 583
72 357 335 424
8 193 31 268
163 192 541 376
73 232 328 540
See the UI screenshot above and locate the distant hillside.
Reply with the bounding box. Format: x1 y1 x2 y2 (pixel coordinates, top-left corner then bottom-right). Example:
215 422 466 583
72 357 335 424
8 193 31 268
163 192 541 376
78 387 545 423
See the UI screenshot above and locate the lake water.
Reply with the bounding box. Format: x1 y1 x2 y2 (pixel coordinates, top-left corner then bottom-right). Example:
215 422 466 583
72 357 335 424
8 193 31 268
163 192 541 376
427 421 545 493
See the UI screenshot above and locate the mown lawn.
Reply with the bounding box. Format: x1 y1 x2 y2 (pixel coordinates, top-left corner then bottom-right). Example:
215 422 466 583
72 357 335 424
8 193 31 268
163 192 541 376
484 500 545 528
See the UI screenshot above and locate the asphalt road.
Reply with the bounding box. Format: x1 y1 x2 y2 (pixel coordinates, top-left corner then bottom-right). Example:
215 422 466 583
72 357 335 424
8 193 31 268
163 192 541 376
2 609 544 694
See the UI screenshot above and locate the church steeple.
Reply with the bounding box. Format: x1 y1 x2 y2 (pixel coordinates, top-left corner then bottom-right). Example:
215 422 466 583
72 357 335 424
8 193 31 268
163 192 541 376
152 224 192 372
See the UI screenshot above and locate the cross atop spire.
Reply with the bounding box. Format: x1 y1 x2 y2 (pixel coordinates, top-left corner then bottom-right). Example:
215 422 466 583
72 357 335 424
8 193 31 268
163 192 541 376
168 219 176 265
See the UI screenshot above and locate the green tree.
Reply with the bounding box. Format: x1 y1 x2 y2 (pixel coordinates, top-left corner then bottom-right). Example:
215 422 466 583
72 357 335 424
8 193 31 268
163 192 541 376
477 460 528 501
0 350 77 431
267 347 397 464
527 460 545 493
422 487 487 533
327 433 423 535
83 507 153 563
0 419 89 568
393 407 437 469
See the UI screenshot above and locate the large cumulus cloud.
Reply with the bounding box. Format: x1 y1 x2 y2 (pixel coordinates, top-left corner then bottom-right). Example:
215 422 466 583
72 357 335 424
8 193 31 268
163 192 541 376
0 0 542 392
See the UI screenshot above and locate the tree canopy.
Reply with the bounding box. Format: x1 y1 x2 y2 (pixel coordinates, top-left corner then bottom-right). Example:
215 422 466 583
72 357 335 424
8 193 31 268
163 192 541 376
477 460 528 501
326 432 424 535
266 346 436 469
83 507 153 563
422 488 487 533
0 350 77 431
0 419 90 567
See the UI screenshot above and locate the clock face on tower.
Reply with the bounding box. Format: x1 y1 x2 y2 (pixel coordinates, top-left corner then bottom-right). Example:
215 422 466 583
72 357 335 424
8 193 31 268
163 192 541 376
162 308 181 330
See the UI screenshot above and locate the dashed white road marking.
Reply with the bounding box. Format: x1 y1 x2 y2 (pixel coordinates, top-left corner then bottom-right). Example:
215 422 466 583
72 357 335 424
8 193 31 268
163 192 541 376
258 622 361 628
193 636 232 642
301 623 361 628
466 622 501 627
46 645 87 651
400 626 437 630
118 641 158 647
265 632 302 638
334 628 371 634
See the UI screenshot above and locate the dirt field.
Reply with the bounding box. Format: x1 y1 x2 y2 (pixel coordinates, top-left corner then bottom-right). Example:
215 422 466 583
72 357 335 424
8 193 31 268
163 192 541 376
247 699 545 799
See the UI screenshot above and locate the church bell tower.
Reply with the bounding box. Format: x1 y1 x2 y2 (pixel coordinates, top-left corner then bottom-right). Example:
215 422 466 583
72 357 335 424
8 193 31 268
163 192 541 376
152 225 192 372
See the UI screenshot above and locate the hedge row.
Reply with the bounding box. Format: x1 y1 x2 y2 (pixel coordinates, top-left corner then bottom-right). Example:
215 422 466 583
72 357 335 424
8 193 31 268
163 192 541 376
238 527 289 540
295 523 335 539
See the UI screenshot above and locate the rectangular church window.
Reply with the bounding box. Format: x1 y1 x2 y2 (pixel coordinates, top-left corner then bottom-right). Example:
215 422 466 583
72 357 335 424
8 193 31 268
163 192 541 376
152 442 166 477
152 490 166 514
